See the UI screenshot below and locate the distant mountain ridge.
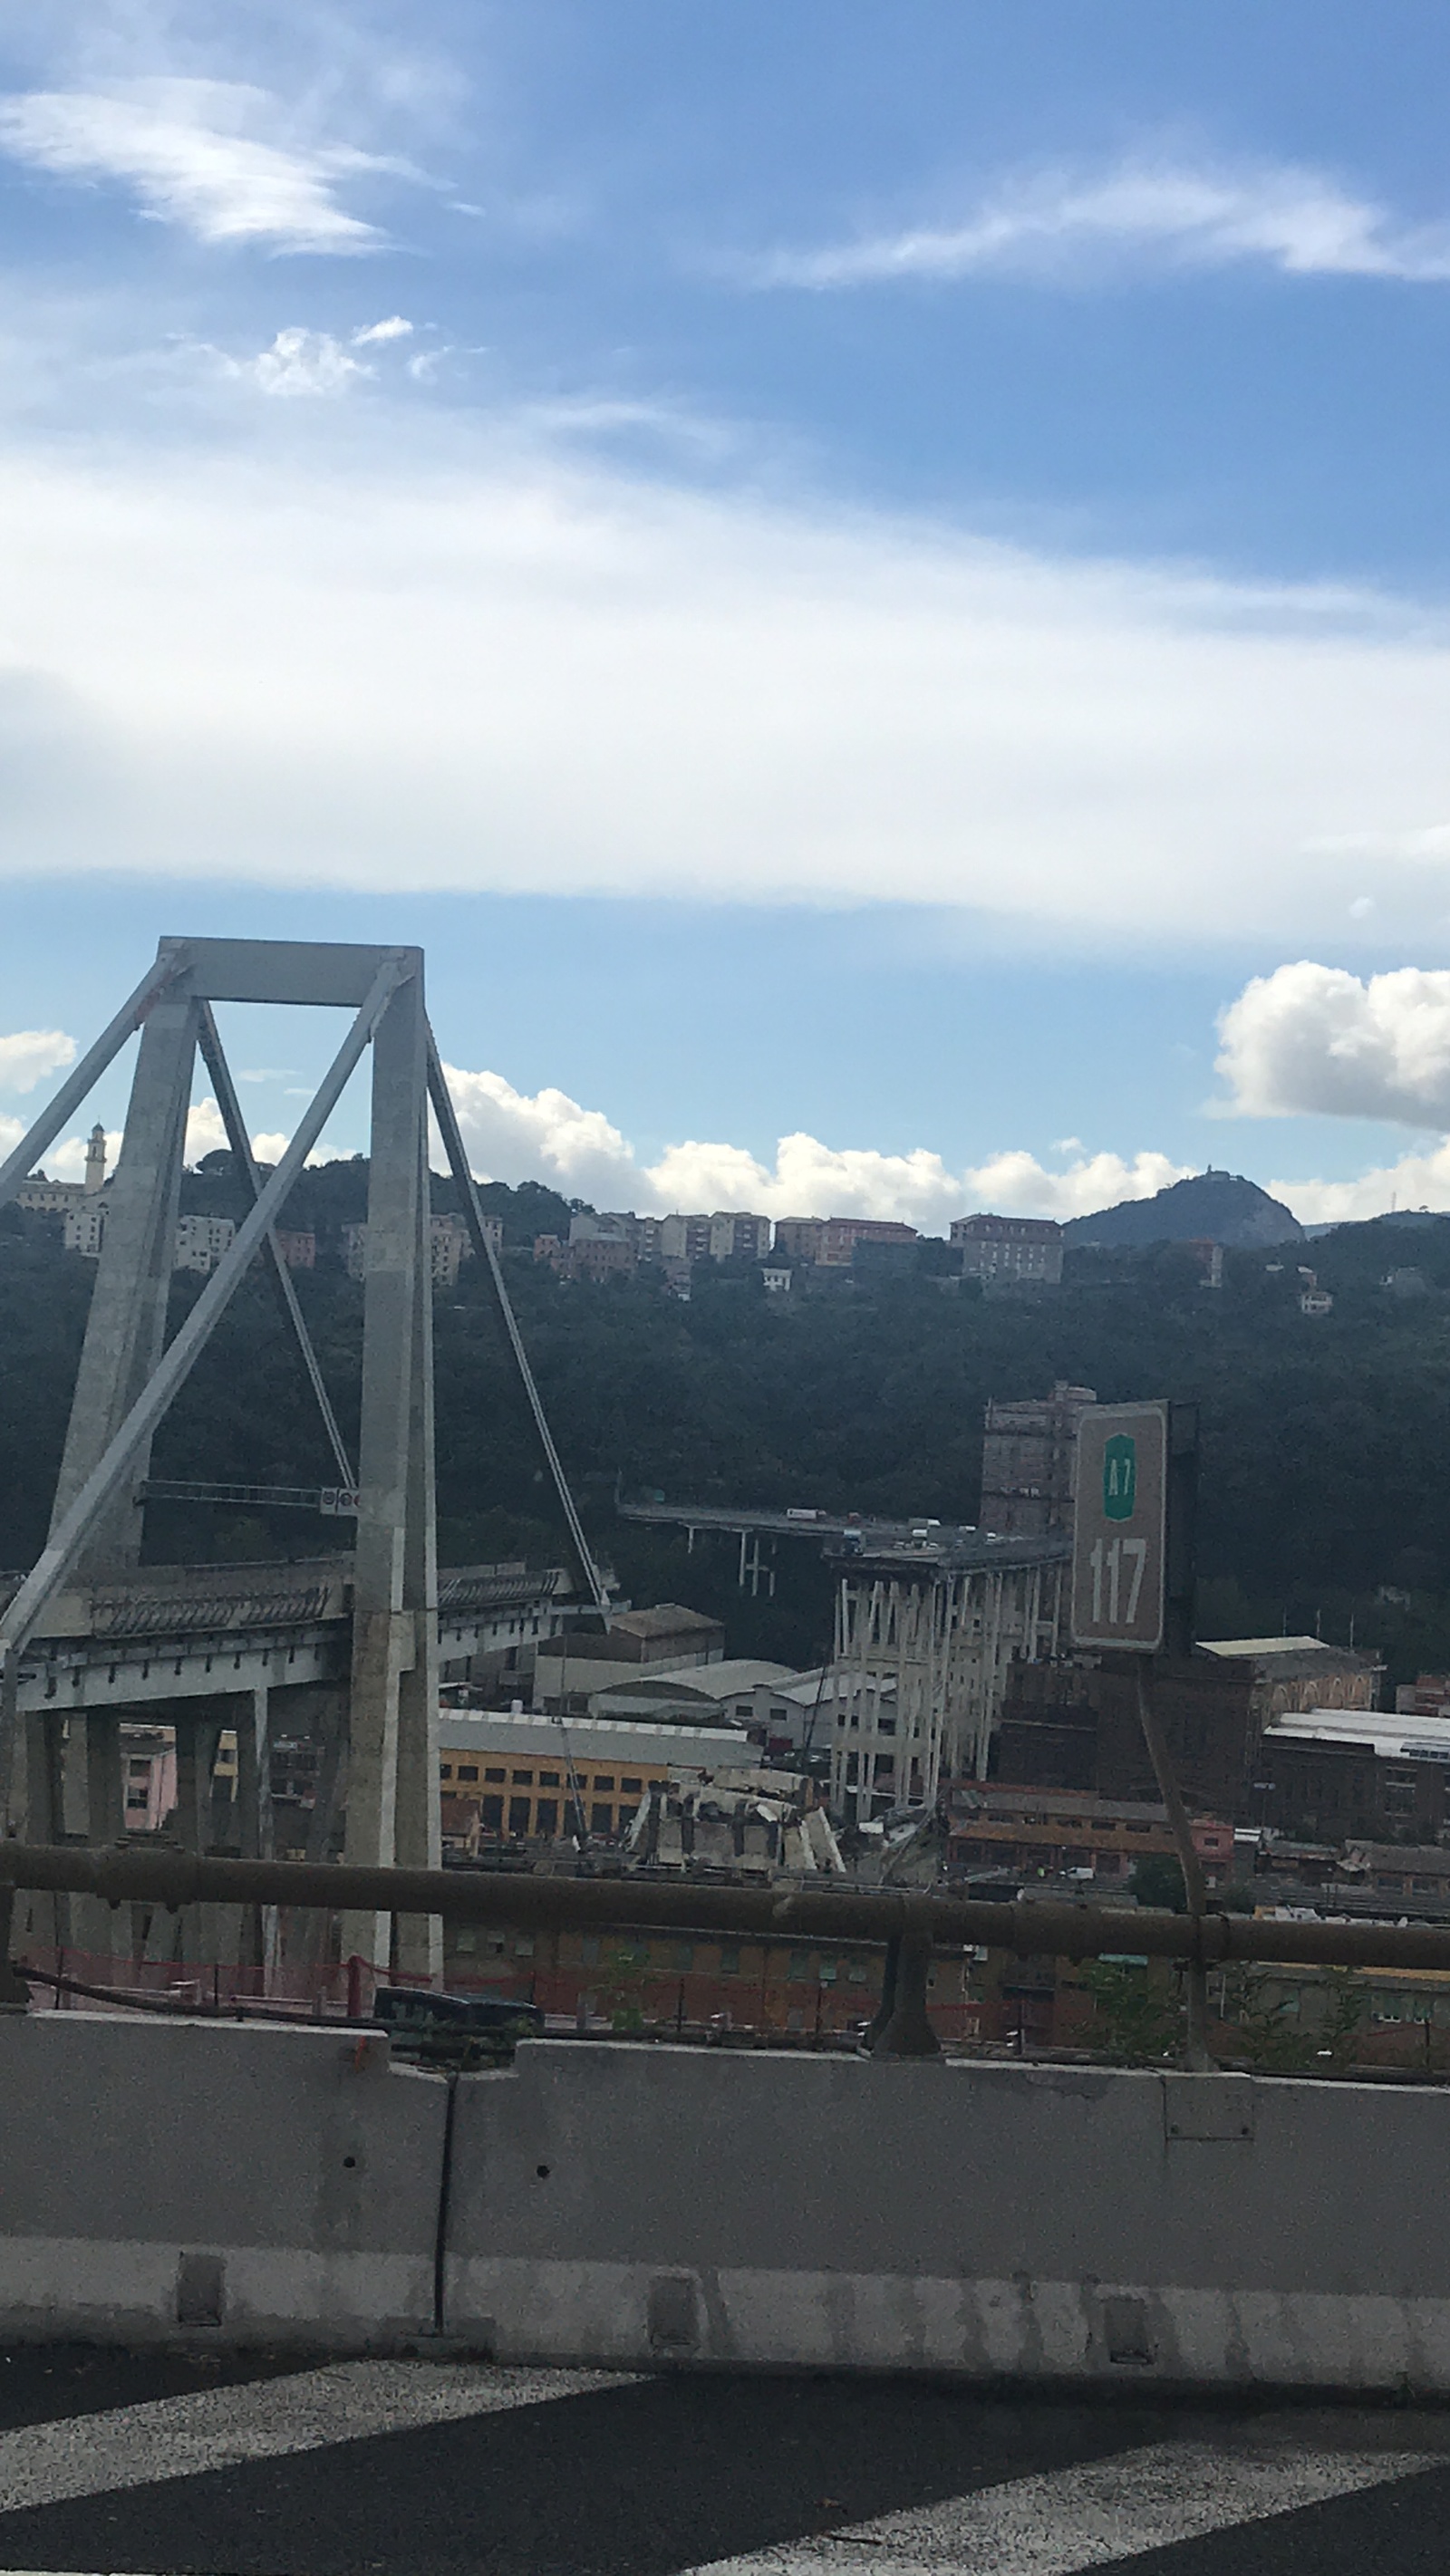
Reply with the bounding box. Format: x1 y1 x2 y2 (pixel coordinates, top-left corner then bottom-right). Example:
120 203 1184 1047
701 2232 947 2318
1063 1169 1304 1249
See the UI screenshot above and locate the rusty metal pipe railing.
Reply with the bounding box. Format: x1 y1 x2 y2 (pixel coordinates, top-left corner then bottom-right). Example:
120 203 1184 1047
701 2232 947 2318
3 1844 1450 1975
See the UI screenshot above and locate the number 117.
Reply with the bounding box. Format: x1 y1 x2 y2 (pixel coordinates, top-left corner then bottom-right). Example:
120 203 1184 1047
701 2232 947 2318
1089 1535 1147 1626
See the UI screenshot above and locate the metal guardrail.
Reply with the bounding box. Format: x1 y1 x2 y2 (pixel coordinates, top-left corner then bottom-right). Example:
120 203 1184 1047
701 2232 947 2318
10 1843 1450 1974
13 1843 1450 2064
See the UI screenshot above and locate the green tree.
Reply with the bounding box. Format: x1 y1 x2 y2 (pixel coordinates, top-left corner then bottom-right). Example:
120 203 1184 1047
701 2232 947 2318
1129 1854 1188 1914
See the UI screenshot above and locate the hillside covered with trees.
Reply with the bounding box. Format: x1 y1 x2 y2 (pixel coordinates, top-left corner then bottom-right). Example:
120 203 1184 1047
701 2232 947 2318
5 1172 1450 1679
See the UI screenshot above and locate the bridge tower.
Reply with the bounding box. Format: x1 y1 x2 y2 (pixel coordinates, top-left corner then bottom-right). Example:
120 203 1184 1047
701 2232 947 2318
0 937 608 1983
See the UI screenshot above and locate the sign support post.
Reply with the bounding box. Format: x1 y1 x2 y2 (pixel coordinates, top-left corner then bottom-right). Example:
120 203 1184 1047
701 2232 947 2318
1072 1401 1211 2068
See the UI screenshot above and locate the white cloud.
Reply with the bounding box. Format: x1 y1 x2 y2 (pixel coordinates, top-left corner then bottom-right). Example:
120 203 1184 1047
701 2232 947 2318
1216 963 1450 1125
5 427 1450 943
240 327 369 398
440 1065 635 1206
353 315 412 345
439 1059 1186 1226
184 1097 229 1162
1272 1143 1450 1227
759 155 1450 291
0 1028 74 1092
0 79 389 253
182 1097 327 1168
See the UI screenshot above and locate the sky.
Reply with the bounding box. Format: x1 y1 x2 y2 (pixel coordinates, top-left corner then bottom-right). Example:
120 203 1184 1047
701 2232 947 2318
5 3 1450 1225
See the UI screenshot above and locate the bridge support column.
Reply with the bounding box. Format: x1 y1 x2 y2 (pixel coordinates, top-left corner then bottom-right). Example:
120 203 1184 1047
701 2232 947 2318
48 991 197 1577
343 966 439 1976
394 1151 440 1983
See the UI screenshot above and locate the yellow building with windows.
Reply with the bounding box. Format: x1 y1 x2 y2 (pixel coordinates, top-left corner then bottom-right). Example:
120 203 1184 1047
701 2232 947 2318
438 1710 747 1845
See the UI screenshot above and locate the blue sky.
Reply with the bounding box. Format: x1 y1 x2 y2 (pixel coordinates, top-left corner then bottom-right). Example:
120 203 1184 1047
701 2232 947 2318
5 3 1450 1225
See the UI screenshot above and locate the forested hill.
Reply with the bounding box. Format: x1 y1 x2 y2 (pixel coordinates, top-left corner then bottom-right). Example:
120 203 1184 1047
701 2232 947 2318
5 1185 1450 1678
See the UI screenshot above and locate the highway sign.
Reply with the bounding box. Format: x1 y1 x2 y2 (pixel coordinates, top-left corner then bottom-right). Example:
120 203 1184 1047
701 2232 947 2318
1071 1402 1168 1652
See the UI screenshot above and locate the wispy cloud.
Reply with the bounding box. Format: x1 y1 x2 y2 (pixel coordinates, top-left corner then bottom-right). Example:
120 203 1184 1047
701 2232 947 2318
352 314 412 345
757 156 1450 291
241 326 369 397
0 78 397 252
209 315 420 398
3 397 1450 941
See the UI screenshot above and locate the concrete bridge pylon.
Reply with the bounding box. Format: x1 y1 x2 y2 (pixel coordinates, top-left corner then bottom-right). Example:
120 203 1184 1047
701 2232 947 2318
0 936 607 1981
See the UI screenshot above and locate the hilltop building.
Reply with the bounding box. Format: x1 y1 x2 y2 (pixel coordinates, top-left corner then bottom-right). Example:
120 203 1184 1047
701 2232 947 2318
952 1212 1063 1286
16 1123 109 1215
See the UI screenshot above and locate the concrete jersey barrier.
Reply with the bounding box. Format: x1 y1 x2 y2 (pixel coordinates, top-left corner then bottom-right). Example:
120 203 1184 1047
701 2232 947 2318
0 2012 446 2348
443 2041 1450 2394
4 2017 1450 2389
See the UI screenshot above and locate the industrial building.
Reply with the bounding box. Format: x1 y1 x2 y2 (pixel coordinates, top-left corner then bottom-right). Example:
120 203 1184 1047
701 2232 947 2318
436 1708 748 1848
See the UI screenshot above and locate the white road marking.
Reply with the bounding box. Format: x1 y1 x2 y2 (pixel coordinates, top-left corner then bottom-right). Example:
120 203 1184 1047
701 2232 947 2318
0 2359 626 2516
686 2436 1440 2575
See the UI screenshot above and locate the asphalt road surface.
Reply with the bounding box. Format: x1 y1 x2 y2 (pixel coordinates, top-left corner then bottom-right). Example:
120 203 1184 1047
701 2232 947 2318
0 2349 1446 2575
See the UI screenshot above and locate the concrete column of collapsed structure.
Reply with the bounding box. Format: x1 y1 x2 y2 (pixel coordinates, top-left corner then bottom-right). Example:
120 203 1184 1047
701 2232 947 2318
341 962 437 1974
834 1551 1072 1815
47 989 197 1579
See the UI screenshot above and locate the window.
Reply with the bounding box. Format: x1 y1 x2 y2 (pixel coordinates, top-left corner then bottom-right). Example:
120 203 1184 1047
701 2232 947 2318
594 1775 615 1791
591 1802 614 1834
622 1777 643 1794
515 1936 535 1959
735 1703 751 1719
849 1961 868 1984
788 1950 811 1982
673 1943 695 1971
480 1796 503 1830
719 1945 740 1975
580 1934 601 1965
485 1767 506 1784
508 1797 531 1835
618 1805 638 1829
511 1770 534 1787
440 1762 453 1780
456 1764 478 1782
539 1770 561 1788
535 1799 558 1837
